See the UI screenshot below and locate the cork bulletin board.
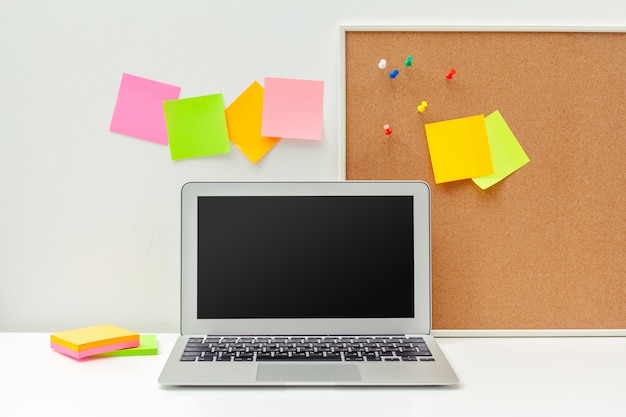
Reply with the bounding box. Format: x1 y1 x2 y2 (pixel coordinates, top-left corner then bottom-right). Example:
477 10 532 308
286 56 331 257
340 26 626 331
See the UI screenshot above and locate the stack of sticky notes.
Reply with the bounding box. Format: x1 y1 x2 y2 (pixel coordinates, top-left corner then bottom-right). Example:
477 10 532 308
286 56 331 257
50 324 140 359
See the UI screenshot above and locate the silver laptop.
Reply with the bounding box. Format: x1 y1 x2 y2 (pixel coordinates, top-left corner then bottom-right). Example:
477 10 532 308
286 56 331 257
158 181 458 386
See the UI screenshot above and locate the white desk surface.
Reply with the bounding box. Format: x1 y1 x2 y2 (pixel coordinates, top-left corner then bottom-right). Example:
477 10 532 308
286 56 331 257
2 333 625 417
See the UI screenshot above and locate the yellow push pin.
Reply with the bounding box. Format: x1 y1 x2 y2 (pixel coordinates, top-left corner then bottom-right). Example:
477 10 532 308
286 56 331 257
417 101 428 113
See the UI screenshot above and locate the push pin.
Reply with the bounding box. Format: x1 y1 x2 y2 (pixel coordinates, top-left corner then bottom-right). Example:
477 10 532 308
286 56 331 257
389 69 399 79
445 69 456 80
404 55 413 67
384 124 392 136
417 101 428 113
378 59 387 69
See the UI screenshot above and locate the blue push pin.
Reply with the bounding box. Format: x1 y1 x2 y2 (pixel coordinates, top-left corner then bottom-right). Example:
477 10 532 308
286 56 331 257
389 69 399 79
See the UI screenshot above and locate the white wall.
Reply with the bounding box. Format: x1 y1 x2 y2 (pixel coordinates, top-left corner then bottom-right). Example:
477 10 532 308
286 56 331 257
1 0 623 332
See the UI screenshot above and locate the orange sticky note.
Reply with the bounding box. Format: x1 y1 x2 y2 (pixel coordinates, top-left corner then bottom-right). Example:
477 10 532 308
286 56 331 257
225 81 280 163
424 114 494 184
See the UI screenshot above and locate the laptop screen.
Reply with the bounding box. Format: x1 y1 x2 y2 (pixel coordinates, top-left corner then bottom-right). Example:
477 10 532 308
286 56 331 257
180 181 432 336
196 195 414 320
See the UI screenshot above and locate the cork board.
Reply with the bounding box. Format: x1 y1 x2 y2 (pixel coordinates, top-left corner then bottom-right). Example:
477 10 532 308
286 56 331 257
341 27 626 330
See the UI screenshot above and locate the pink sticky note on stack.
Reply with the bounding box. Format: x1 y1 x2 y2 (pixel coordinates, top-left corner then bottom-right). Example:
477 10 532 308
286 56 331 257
110 73 181 145
261 77 324 140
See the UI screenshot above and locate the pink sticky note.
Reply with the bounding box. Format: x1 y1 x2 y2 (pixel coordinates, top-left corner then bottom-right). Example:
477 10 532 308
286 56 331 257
110 73 181 145
51 340 139 360
261 77 324 140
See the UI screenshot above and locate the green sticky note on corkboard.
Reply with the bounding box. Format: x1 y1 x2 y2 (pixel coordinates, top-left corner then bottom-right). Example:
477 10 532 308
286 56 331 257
472 110 530 189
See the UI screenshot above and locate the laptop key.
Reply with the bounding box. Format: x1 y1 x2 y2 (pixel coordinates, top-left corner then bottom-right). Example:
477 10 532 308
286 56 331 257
255 353 343 361
184 346 209 352
256 352 272 359
290 353 308 360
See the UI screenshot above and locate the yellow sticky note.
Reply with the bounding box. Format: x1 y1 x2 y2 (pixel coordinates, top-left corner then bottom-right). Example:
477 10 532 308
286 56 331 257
424 114 494 184
472 110 530 190
51 324 139 351
225 81 280 163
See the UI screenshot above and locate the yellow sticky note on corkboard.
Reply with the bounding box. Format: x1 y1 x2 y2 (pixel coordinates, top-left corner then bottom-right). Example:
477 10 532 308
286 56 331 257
225 81 280 163
424 114 494 184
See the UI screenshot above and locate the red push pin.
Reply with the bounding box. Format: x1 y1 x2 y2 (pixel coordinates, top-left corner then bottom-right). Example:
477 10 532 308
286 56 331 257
445 69 456 80
384 124 392 136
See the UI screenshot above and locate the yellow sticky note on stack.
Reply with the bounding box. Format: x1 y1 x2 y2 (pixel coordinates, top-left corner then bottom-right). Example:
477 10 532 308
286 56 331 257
50 324 140 360
225 81 281 163
424 114 494 184
471 110 530 189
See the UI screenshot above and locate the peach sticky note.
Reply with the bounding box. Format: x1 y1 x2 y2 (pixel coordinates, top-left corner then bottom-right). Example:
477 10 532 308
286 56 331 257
225 81 281 163
261 77 324 140
472 110 530 190
50 324 139 359
163 94 231 160
109 73 181 145
424 114 494 184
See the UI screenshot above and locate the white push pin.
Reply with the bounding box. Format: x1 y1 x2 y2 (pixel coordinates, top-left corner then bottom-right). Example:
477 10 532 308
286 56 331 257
378 59 387 70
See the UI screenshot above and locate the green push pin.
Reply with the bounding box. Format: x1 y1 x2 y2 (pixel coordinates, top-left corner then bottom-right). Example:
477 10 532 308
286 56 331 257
404 55 413 67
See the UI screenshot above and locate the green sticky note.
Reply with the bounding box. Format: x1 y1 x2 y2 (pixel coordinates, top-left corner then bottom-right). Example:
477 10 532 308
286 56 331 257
163 94 231 160
95 334 158 357
472 110 530 190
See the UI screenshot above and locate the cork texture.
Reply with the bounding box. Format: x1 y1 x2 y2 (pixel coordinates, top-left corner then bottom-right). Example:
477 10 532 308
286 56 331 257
344 30 626 329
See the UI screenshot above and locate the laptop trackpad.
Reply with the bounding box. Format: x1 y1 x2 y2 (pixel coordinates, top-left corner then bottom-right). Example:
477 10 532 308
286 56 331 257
256 364 361 382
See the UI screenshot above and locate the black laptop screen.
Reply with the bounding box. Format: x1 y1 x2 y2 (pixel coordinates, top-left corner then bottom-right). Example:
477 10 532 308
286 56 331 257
197 195 415 319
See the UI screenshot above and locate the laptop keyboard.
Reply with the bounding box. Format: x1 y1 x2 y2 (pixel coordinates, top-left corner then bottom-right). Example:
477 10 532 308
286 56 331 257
180 336 434 362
